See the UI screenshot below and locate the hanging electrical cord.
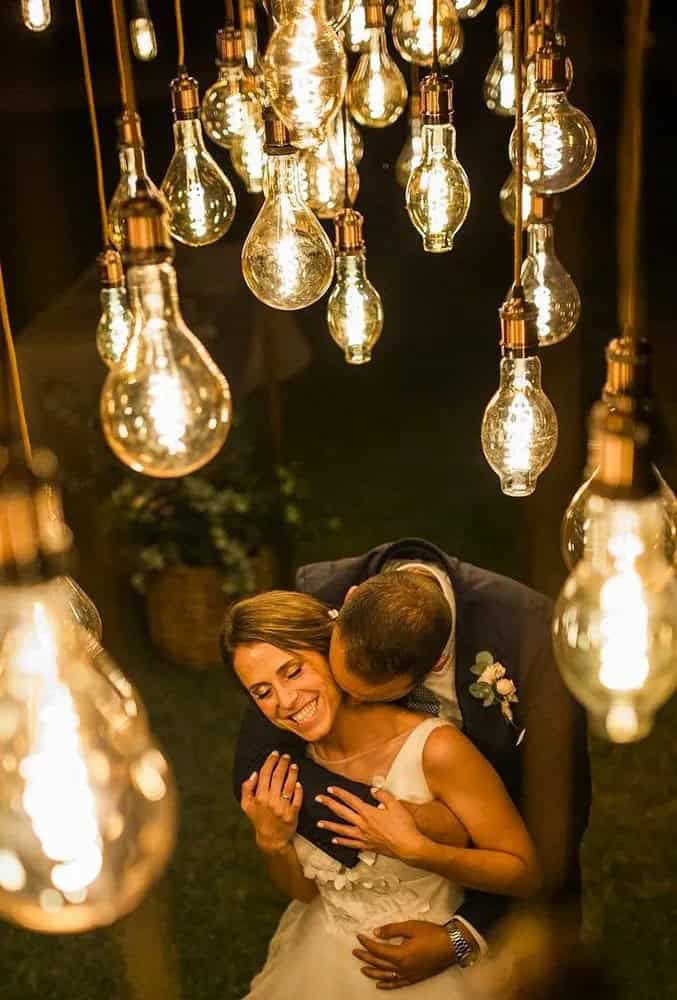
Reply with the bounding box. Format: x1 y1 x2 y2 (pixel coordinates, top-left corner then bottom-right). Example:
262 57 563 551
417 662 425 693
512 0 524 288
74 0 111 248
0 261 31 462
174 0 186 71
111 0 142 150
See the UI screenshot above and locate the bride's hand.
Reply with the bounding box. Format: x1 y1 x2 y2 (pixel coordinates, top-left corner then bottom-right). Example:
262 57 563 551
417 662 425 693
240 751 303 855
316 786 427 862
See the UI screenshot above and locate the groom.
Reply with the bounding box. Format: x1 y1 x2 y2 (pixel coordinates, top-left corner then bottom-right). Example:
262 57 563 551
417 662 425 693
232 538 590 985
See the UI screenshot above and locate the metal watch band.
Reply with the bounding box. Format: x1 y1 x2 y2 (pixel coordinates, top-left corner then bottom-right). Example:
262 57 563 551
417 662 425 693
444 921 476 968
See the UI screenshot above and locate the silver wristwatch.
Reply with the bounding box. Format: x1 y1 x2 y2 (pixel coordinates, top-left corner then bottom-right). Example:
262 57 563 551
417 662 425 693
444 920 478 968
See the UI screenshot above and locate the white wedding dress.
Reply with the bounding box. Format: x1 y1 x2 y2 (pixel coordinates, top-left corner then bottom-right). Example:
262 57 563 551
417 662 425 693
244 718 471 998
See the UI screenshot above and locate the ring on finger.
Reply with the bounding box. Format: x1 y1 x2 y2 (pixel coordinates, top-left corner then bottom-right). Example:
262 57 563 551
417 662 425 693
281 792 292 800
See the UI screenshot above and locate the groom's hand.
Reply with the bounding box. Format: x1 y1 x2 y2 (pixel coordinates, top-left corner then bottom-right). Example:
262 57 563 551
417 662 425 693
353 921 460 989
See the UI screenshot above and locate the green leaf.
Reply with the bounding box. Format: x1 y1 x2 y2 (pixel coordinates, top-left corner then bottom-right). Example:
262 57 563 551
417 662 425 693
469 682 493 700
475 651 494 668
470 664 484 676
482 693 496 707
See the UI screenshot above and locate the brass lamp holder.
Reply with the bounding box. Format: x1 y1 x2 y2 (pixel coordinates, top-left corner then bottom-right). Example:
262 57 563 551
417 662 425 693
420 73 454 126
216 26 244 66
116 110 145 149
365 0 385 28
602 336 652 406
499 287 538 358
334 209 365 254
588 400 658 501
121 185 173 265
535 40 568 91
497 5 512 33
170 72 200 121
526 192 558 225
97 247 125 288
263 108 295 155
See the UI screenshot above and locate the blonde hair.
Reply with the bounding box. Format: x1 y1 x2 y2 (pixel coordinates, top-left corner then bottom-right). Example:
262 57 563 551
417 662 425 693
221 590 333 664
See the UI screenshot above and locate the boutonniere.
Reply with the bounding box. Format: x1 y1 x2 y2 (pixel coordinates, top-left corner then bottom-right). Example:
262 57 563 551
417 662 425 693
469 651 525 746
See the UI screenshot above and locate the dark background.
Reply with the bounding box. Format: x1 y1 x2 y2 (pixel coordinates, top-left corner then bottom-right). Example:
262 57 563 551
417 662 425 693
1 1 676 997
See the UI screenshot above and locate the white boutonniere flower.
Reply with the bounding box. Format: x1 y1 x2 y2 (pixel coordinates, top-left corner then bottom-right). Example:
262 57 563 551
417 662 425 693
469 651 525 746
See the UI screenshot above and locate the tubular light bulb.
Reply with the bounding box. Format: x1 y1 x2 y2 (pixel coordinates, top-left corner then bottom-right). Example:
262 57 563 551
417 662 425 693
96 249 133 368
299 137 360 218
327 209 383 364
162 74 236 247
510 42 596 194
130 19 157 61
499 169 533 229
230 122 266 193
483 5 519 117
264 0 347 149
347 3 408 129
520 196 580 346
405 74 470 254
201 29 262 150
342 0 371 52
396 96 422 188
455 0 488 17
108 114 166 253
241 115 334 310
391 0 461 67
22 0 50 30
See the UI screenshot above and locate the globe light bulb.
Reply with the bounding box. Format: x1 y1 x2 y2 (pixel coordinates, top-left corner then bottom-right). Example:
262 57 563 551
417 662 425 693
230 121 266 194
481 292 558 497
483 5 519 117
201 28 262 150
391 0 462 67
342 0 370 53
347 1 408 129
327 107 364 166
264 0 347 149
96 248 133 368
299 137 360 218
22 0 50 30
108 113 166 253
520 194 580 347
396 94 423 188
0 454 177 933
405 74 470 254
510 41 596 194
454 0 488 18
161 73 237 247
101 192 232 477
499 169 533 228
327 209 383 364
241 113 335 310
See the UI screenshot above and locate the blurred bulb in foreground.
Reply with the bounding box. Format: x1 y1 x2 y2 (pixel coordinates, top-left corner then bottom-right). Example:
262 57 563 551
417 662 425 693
454 0 487 17
162 73 236 247
240 0 265 78
406 74 470 253
264 0 347 149
483 5 518 117
242 112 334 310
396 92 423 188
101 192 232 477
347 0 407 128
342 0 370 52
392 0 461 67
499 169 533 228
22 0 50 30
481 291 558 496
0 453 177 933
299 136 359 218
108 113 166 253
230 121 266 193
129 0 157 61
201 28 262 150
96 248 133 368
553 406 677 743
520 194 580 346
511 41 596 193
327 208 383 364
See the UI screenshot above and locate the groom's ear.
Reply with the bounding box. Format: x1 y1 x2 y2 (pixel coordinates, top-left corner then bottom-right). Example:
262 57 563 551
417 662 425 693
343 585 358 604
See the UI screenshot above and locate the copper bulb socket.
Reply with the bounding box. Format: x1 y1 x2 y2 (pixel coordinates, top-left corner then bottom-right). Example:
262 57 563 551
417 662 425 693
603 337 652 404
116 110 144 148
588 402 658 500
240 0 257 28
536 40 568 90
409 93 421 119
121 188 173 264
170 73 200 120
499 289 538 356
334 209 365 253
263 108 295 155
420 73 454 124
528 193 557 223
216 26 244 64
365 0 385 28
497 4 512 33
97 248 125 288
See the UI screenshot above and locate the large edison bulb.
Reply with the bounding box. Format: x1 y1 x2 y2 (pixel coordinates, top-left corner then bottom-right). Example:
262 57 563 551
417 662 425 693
481 355 558 497
100 261 232 477
327 210 383 364
299 139 360 218
396 111 422 188
130 18 157 61
521 217 580 346
392 0 462 67
270 0 354 31
499 169 533 228
347 22 408 128
201 30 262 150
108 118 166 253
455 0 488 17
22 0 50 30
242 144 335 310
0 579 177 932
230 122 266 194
342 0 370 52
553 494 677 743
264 0 347 149
483 5 519 117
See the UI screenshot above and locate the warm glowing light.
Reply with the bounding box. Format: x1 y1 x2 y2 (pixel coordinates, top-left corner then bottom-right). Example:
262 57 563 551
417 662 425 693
499 169 533 229
201 62 262 150
97 285 133 368
511 90 597 194
327 246 383 364
347 27 408 128
130 17 157 61
392 0 462 66
108 140 166 253
483 8 518 116
521 221 580 346
406 117 470 253
299 136 359 217
22 0 50 31
230 123 266 194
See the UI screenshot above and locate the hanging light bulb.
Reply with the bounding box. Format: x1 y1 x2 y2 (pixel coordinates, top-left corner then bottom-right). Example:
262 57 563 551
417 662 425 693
101 189 232 477
406 73 470 253
108 113 166 253
481 289 558 496
342 0 370 52
0 450 177 932
396 91 423 188
299 137 359 218
510 40 596 193
264 0 347 149
347 0 408 128
553 402 677 743
201 27 262 150
129 0 158 61
523 19 572 111
21 0 50 31
327 208 383 364
161 72 237 247
499 168 533 228
230 121 267 194
454 0 487 18
328 108 364 166
242 111 335 310
240 0 264 74
562 339 677 571
96 248 133 368
483 5 519 117
270 0 354 31
391 0 461 67
520 193 580 346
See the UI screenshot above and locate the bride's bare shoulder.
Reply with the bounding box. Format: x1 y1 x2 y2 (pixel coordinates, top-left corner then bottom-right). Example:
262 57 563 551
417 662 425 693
421 723 478 773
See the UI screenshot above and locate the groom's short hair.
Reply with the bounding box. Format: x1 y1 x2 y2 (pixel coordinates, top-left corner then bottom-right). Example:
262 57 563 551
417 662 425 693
336 571 451 684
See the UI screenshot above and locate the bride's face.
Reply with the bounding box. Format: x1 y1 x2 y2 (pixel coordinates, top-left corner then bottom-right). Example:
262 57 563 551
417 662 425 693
234 642 343 742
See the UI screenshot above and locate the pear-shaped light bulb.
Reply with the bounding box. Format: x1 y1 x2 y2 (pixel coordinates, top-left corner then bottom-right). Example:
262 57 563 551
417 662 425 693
161 73 237 247
22 0 50 30
327 209 383 364
499 169 533 228
396 99 423 188
347 11 408 128
520 197 580 346
405 74 470 253
230 121 266 194
242 119 335 309
299 138 360 218
96 249 133 369
342 0 371 52
108 114 166 253
264 0 347 149
392 0 461 67
483 5 520 117
270 0 354 31
328 107 364 166
201 29 262 150
455 0 488 17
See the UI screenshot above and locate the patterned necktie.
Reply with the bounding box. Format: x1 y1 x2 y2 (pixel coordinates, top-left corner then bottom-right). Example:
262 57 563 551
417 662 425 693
407 681 441 717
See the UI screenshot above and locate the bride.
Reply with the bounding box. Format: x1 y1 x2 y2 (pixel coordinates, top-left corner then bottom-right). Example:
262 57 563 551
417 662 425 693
224 591 541 997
